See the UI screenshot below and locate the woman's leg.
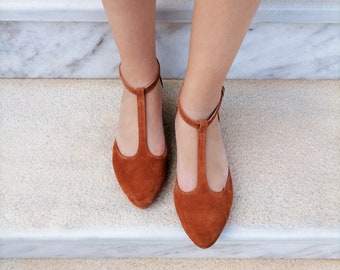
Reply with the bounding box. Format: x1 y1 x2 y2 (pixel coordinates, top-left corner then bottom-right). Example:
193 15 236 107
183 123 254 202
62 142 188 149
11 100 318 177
177 0 261 192
102 0 165 156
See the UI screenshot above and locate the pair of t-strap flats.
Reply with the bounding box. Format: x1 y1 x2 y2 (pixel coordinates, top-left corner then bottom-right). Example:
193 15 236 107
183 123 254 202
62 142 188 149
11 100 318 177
112 61 233 248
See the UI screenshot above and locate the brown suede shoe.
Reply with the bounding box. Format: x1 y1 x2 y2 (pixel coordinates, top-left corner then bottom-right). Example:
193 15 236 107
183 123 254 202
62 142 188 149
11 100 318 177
112 60 167 209
174 86 233 248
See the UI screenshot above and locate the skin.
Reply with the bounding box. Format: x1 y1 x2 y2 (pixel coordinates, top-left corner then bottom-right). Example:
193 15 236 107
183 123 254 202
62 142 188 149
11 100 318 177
102 0 261 192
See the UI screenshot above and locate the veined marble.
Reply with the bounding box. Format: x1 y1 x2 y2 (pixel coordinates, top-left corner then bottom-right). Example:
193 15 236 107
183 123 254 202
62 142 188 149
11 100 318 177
1 227 339 258
0 21 339 79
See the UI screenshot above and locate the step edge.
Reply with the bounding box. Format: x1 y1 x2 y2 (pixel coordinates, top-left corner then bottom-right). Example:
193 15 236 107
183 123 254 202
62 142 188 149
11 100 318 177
0 2 340 23
1 227 339 259
1 226 339 241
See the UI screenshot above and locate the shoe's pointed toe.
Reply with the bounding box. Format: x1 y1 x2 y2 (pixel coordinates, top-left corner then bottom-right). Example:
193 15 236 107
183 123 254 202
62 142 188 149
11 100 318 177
113 141 167 209
174 173 233 248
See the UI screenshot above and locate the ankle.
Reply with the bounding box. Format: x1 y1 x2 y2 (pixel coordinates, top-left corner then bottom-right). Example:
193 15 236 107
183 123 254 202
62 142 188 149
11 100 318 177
179 93 221 121
179 82 223 121
120 58 159 87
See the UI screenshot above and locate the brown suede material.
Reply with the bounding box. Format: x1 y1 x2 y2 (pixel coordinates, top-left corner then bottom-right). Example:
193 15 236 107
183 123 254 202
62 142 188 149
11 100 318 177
113 141 167 209
174 87 233 248
112 61 167 209
174 170 233 248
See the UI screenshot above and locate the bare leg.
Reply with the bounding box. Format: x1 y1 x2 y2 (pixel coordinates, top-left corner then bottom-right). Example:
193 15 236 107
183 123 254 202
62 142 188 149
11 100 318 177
102 0 165 156
177 0 261 192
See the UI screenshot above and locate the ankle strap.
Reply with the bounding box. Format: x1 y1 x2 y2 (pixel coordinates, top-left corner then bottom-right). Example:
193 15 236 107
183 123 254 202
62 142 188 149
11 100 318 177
119 59 161 95
178 86 225 129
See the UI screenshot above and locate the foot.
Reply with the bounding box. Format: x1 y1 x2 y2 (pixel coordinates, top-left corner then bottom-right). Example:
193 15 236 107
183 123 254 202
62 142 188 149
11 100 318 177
175 100 229 192
115 75 166 157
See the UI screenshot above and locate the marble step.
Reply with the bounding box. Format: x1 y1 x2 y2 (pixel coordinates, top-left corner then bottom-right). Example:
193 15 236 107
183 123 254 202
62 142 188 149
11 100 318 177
0 0 339 79
0 79 339 259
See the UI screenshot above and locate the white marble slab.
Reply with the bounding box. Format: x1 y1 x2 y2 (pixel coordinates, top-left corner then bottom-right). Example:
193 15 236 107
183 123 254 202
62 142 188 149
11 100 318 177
1 227 339 258
0 21 339 79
